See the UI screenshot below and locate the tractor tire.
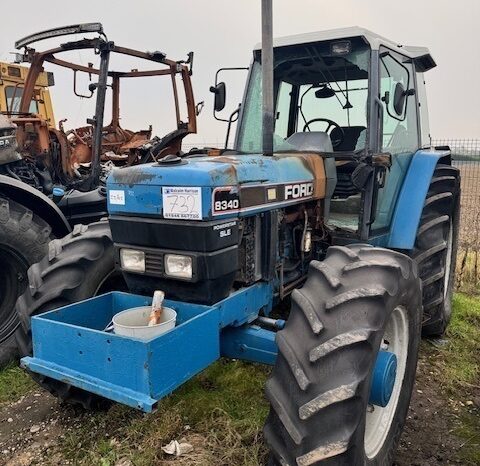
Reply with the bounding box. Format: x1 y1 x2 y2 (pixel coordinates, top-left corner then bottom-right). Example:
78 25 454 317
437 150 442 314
264 245 422 466
15 220 124 409
409 164 460 336
0 196 51 368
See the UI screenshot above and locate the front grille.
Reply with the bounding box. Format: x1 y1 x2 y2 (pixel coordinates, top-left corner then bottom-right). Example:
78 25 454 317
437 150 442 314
145 250 164 276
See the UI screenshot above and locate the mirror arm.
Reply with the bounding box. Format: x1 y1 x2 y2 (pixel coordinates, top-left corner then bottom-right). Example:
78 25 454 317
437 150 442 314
224 104 241 149
73 69 94 99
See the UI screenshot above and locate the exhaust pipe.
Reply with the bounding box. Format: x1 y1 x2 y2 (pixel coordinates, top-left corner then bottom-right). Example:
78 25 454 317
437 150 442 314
261 0 274 156
89 41 110 189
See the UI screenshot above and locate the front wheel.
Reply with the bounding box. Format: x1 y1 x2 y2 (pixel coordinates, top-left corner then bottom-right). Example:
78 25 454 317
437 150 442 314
264 245 422 465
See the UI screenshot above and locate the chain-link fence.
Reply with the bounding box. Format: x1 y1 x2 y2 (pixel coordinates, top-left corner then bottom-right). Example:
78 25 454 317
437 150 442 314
433 139 480 291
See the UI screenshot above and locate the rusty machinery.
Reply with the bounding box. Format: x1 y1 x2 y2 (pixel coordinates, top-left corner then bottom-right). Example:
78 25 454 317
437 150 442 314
10 22 197 191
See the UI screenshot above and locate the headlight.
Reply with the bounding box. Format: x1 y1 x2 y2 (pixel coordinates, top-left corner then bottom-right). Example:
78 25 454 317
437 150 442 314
165 254 192 279
120 248 145 273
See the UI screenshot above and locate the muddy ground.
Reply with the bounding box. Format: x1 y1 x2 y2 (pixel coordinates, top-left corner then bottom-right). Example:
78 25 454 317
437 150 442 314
0 349 478 466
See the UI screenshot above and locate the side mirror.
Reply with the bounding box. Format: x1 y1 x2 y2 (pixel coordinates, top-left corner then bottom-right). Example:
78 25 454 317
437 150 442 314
210 82 226 112
392 84 415 117
315 85 336 99
393 82 406 116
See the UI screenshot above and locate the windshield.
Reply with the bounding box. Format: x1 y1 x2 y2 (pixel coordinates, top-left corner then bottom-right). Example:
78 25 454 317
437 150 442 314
236 39 370 153
5 86 39 114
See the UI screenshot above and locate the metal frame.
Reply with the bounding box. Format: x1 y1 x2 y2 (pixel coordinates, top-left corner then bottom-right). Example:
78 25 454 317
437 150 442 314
22 285 273 411
15 26 197 187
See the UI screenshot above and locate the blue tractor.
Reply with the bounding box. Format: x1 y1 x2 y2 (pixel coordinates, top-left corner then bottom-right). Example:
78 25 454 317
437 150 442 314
15 25 459 465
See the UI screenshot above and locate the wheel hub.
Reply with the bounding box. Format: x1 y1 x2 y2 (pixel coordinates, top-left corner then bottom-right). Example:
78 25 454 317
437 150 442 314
369 350 397 407
364 305 409 459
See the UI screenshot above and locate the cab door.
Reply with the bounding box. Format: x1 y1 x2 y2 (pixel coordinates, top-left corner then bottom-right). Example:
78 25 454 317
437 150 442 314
371 48 420 232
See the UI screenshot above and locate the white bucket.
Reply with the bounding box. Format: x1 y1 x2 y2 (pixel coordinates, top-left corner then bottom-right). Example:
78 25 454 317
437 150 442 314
112 306 177 341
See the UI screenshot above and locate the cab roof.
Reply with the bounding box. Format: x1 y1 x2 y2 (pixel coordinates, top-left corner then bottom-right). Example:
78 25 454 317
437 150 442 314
254 26 436 72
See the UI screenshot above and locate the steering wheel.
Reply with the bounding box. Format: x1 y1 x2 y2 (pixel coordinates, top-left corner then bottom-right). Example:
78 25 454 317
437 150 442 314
303 118 345 149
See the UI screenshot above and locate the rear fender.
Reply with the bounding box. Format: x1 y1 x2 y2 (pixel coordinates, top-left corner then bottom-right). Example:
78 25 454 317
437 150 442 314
0 174 71 238
387 148 450 250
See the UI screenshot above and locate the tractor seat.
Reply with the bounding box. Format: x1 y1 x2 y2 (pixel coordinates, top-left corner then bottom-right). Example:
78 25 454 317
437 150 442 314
334 161 360 198
330 126 366 152
285 131 333 153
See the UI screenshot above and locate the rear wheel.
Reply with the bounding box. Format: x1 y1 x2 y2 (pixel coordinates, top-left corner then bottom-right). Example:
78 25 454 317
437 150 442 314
0 196 51 367
15 220 125 408
264 245 422 465
409 164 460 336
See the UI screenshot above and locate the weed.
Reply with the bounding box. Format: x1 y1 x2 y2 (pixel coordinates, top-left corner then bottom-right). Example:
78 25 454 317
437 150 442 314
0 363 35 404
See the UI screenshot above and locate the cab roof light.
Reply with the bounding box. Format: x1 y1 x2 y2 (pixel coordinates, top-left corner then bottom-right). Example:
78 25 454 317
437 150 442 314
15 23 104 49
330 40 352 55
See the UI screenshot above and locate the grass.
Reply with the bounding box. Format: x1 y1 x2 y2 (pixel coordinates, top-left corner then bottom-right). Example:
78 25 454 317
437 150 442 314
443 294 480 389
455 412 480 466
0 362 35 404
443 294 480 464
421 293 480 393
456 248 480 294
422 293 480 464
58 360 271 466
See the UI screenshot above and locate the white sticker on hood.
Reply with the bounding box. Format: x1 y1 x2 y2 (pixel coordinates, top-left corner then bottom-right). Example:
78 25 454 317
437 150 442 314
163 186 202 220
109 190 125 205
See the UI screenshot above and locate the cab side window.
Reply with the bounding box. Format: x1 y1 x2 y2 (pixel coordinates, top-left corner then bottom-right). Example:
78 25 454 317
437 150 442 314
372 50 419 231
5 86 39 114
380 53 418 153
275 81 293 139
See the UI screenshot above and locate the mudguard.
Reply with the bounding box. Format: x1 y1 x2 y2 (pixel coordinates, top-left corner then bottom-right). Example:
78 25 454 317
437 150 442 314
387 148 450 250
0 174 71 238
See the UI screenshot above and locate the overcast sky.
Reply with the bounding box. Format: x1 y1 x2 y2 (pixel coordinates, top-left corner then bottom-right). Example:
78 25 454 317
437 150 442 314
1 0 478 145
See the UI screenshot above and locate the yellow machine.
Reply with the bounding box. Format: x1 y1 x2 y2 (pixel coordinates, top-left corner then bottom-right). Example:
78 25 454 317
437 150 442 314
0 61 55 126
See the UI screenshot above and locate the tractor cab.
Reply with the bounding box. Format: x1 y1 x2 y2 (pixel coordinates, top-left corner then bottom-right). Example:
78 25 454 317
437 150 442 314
215 27 436 240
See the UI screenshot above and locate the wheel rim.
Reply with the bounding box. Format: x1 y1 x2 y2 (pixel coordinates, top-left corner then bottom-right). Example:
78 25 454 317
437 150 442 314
444 221 454 298
364 305 409 459
0 246 28 342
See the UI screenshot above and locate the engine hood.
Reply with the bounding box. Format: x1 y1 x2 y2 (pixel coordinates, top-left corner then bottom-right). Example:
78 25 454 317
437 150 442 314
107 152 334 220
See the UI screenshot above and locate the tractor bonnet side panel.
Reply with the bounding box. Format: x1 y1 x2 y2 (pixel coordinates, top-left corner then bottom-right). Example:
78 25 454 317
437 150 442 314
106 152 332 220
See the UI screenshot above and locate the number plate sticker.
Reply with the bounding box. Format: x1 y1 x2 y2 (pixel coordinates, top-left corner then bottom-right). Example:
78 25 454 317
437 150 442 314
109 189 125 205
212 187 240 215
162 187 203 220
